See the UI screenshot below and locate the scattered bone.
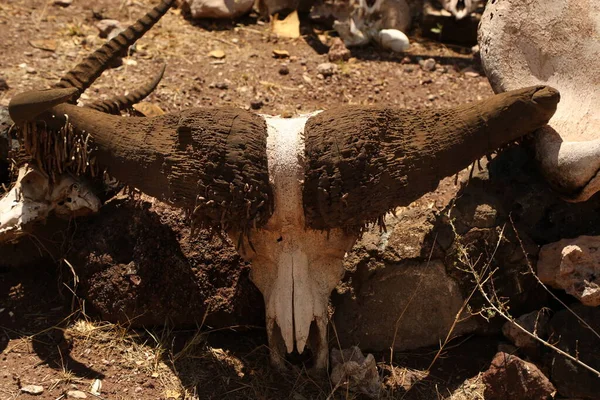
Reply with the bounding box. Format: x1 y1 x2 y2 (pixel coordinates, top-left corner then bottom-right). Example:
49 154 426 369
330 346 381 398
0 166 100 244
333 0 412 51
538 236 600 306
181 0 254 19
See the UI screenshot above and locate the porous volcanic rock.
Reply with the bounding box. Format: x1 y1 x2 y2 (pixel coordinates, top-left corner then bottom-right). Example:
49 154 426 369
482 352 555 400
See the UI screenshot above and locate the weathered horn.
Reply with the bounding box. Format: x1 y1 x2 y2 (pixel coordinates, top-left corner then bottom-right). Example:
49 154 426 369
55 0 174 101
44 102 273 232
303 85 560 230
86 64 166 114
8 88 78 123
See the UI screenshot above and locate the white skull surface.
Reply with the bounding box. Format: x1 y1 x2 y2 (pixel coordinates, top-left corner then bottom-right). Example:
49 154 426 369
0 165 100 243
234 115 358 370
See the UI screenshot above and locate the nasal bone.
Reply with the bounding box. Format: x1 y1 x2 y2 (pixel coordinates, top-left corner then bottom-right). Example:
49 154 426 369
269 247 316 355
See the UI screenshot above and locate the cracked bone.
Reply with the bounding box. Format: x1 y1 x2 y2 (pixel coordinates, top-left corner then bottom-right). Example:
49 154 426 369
479 0 600 201
0 165 100 243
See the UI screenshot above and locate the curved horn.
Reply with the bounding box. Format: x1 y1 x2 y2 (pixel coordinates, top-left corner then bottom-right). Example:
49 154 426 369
55 0 174 101
86 64 166 115
8 88 78 123
303 85 560 230
46 103 273 232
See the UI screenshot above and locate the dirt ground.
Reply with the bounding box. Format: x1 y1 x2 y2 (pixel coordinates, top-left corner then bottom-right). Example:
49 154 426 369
0 0 497 399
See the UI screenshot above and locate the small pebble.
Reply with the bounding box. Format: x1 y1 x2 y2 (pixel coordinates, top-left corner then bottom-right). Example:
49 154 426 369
250 99 264 110
278 64 289 75
21 385 44 395
420 58 437 72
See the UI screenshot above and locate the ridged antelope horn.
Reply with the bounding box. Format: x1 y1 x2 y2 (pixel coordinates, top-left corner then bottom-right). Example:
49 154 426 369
303 85 560 230
86 64 166 115
54 0 174 101
8 88 78 123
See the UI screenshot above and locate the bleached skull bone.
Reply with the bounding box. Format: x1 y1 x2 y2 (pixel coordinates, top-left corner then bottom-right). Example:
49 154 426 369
0 165 100 243
479 0 600 201
234 115 357 370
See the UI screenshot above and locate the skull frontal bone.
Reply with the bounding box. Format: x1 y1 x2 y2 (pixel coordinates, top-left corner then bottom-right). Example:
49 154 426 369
234 115 357 370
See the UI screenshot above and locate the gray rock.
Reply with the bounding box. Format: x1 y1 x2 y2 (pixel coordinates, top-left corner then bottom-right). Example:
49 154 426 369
21 385 44 395
420 58 436 72
316 62 338 77
333 259 478 351
67 390 87 399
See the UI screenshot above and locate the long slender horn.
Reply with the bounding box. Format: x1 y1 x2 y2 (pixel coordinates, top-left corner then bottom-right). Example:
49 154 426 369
303 85 560 230
55 0 174 101
86 64 166 114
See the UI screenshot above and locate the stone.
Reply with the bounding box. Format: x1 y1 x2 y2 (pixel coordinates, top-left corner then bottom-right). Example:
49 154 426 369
330 347 380 397
502 310 550 353
472 203 497 228
67 390 87 399
377 29 410 53
53 0 72 6
0 78 8 91
250 99 263 110
272 49 290 58
278 64 289 75
332 260 477 351
316 62 338 77
420 58 436 72
95 19 123 39
182 0 254 19
538 236 600 306
208 49 226 59
546 305 600 399
21 385 44 395
482 352 556 400
328 38 351 62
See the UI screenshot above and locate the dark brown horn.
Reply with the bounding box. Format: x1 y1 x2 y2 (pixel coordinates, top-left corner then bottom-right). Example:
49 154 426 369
86 64 166 114
302 85 560 231
55 0 174 101
47 103 273 232
8 88 78 123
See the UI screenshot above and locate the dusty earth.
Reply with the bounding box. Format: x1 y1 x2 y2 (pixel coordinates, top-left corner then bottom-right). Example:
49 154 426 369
0 0 530 399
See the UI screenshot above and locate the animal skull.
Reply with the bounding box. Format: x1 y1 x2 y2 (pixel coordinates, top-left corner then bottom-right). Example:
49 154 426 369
235 115 357 369
5 0 561 371
0 165 100 243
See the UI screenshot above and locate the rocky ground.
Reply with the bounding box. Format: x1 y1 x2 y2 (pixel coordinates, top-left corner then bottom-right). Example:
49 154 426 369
1 0 599 399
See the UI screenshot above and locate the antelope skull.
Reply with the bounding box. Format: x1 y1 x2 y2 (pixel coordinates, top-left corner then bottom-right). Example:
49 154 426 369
5 0 560 370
